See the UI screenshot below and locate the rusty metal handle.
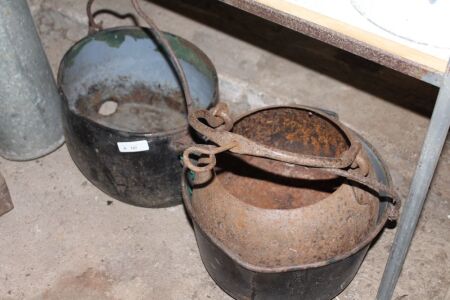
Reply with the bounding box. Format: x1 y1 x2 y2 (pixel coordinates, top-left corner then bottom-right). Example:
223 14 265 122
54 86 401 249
183 142 238 173
326 168 400 220
183 148 400 222
188 103 364 169
86 0 194 113
183 143 400 218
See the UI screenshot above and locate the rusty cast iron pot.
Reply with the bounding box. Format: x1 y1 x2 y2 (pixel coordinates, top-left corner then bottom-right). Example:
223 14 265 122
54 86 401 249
183 106 398 299
58 27 218 207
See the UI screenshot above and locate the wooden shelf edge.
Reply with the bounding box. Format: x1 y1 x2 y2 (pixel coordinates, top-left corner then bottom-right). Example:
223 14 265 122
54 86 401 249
220 0 447 85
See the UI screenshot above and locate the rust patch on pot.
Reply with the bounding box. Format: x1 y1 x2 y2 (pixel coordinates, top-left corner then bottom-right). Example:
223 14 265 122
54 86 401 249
216 153 343 209
232 107 349 158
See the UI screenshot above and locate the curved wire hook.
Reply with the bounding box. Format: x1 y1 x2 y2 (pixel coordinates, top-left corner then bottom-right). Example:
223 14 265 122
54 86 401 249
86 0 103 34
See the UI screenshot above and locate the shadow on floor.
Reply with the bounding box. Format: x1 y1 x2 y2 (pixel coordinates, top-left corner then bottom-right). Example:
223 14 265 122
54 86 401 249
147 0 439 118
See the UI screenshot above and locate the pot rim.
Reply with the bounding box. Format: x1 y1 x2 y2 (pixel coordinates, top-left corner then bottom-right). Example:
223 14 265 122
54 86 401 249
182 131 393 273
201 103 365 212
57 26 219 138
232 104 354 157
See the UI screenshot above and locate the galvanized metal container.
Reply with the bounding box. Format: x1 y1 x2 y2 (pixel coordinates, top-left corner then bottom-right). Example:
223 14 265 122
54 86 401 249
183 105 399 299
58 27 218 207
0 0 64 160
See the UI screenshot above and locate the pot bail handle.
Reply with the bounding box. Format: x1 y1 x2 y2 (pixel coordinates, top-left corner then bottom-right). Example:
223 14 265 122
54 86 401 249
130 0 194 114
85 0 194 114
183 142 238 173
87 0 103 35
188 102 364 170
182 158 399 230
183 144 401 221
326 168 401 221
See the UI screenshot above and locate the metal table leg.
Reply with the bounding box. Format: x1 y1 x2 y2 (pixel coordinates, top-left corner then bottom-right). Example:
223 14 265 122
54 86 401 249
377 61 450 299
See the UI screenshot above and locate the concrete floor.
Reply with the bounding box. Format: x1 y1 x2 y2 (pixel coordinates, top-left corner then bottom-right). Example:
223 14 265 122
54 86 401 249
1 0 449 299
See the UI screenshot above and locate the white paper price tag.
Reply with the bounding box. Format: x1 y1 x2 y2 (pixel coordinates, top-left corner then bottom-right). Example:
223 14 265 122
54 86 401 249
117 140 149 153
